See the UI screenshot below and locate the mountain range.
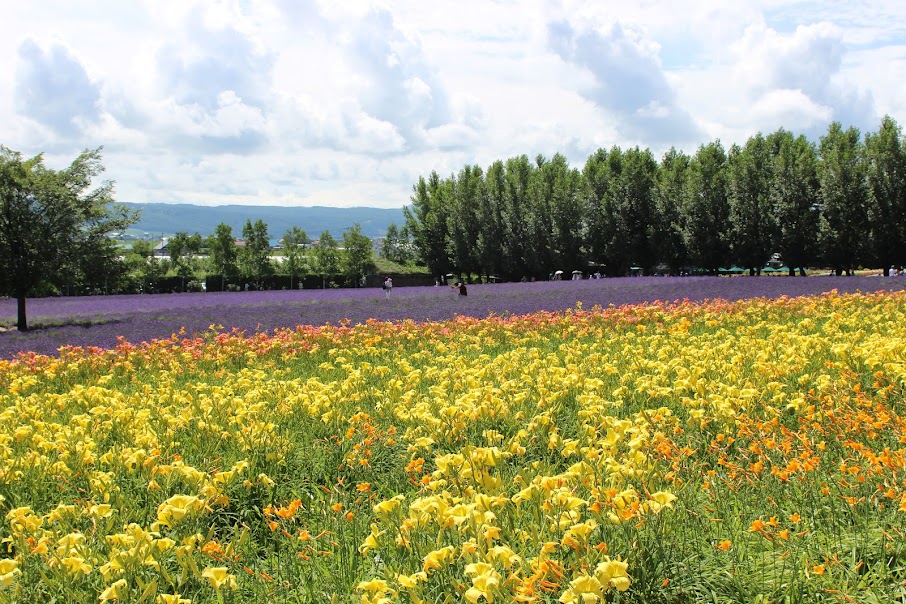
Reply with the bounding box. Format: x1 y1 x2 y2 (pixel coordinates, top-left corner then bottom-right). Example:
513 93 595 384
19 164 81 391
119 202 407 239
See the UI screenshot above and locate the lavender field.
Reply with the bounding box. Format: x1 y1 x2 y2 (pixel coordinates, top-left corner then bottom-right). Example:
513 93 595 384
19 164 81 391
2 275 906 359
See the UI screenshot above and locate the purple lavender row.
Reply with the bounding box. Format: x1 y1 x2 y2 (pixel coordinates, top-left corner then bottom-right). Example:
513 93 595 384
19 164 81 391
2 276 906 359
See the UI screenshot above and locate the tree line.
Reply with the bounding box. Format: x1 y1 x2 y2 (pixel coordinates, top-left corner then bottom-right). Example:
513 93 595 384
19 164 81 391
401 117 906 281
124 221 375 293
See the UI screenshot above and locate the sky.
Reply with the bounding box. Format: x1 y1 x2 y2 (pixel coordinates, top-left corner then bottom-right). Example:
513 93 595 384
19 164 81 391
1 0 905 209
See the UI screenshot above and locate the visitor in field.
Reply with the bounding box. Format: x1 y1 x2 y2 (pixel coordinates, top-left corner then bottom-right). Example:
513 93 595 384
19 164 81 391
383 277 393 299
452 281 467 296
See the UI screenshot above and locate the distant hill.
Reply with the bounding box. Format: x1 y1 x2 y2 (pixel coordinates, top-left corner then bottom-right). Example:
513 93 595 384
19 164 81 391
119 203 407 239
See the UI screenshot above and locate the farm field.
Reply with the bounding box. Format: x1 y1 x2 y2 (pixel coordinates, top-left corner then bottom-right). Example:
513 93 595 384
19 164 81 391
1 282 905 603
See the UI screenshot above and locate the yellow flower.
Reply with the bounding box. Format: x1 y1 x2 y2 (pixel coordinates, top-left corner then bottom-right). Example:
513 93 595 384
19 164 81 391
155 495 204 529
89 504 114 519
594 558 631 592
646 491 676 514
6 507 42 534
464 562 495 577
558 573 602 603
0 559 20 587
201 567 237 591
157 594 191 604
487 545 521 569
358 524 384 555
465 566 501 603
61 555 92 577
396 571 427 589
422 546 455 573
373 495 405 519
481 524 501 545
357 577 395 599
459 538 480 559
99 579 128 601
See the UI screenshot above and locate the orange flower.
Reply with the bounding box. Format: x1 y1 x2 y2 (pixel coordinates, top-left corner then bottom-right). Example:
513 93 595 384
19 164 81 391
715 540 732 551
276 499 303 519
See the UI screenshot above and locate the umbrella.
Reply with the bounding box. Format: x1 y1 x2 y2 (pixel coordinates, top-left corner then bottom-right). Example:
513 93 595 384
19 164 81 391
554 270 564 275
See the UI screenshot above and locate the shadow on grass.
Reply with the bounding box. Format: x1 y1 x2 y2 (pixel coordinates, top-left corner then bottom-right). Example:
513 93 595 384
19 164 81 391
0 318 122 333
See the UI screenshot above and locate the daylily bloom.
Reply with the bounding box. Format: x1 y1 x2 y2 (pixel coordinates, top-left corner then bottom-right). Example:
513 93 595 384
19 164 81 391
201 567 237 590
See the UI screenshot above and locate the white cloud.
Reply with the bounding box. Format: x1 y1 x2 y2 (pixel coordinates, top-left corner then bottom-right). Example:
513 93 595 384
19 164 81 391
0 0 903 208
546 18 704 145
14 39 102 137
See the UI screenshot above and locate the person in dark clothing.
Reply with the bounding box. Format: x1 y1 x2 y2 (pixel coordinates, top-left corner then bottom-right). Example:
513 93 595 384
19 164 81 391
456 281 467 296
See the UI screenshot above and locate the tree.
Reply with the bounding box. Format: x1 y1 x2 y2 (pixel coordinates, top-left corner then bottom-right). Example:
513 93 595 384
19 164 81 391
727 134 777 275
341 223 375 286
684 141 730 274
282 226 309 289
476 160 507 278
380 223 415 265
312 230 340 288
524 154 556 275
404 171 453 283
770 130 820 276
381 223 400 261
207 223 239 281
448 165 484 278
545 153 585 273
0 146 137 331
817 122 868 275
583 148 615 272
240 219 273 286
168 231 203 288
591 147 628 276
616 148 659 275
864 115 906 274
654 148 690 274
123 240 165 293
500 155 534 278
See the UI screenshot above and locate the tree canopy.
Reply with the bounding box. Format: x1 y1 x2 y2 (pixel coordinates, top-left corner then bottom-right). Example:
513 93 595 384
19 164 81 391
341 223 375 286
0 146 136 330
404 117 906 280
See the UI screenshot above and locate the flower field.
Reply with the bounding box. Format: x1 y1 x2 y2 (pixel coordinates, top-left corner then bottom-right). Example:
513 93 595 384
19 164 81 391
1 289 906 603
3 275 906 359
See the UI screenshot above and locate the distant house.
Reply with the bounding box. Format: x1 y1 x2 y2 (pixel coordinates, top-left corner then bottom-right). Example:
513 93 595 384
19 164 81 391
152 239 170 257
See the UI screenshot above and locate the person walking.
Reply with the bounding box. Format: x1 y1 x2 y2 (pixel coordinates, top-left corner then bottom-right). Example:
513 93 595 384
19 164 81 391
383 277 393 299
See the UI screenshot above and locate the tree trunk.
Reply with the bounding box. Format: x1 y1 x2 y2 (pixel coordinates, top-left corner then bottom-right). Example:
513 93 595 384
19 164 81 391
788 267 796 277
16 293 28 332
799 267 807 276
